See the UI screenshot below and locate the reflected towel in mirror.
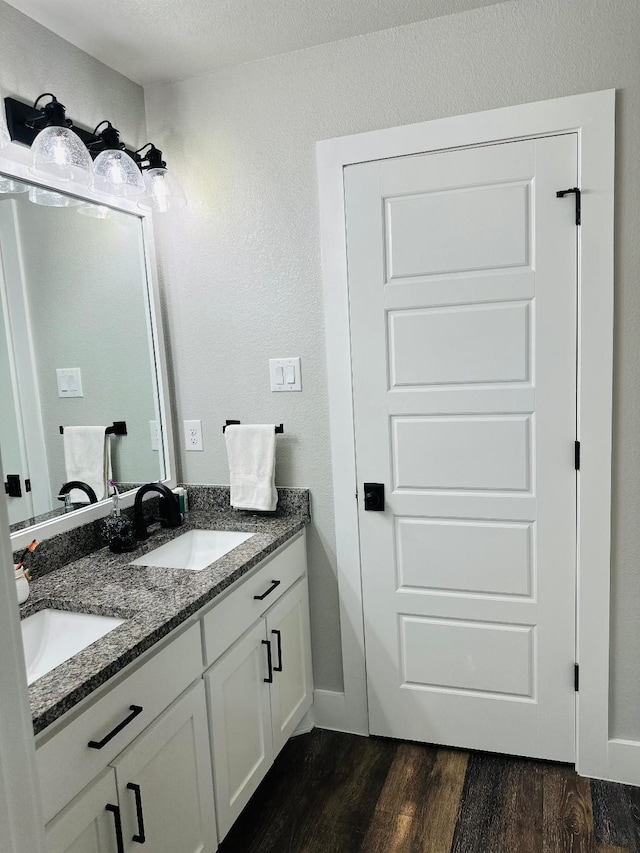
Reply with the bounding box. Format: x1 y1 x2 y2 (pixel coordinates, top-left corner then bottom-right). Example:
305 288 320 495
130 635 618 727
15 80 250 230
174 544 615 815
62 426 111 503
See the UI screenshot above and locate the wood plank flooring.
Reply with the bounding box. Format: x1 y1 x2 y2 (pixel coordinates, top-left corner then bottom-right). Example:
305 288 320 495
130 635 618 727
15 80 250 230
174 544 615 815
218 729 640 853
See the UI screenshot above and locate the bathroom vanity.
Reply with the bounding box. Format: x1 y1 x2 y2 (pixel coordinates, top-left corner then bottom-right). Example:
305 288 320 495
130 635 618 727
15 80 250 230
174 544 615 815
23 500 312 852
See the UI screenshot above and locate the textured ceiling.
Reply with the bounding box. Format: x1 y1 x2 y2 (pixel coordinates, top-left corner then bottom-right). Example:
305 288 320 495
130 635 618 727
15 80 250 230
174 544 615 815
3 0 510 85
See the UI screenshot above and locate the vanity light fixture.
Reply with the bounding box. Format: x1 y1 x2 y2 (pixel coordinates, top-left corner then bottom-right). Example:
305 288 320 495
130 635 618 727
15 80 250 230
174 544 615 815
26 94 93 186
135 143 187 212
4 94 186 211
90 121 145 198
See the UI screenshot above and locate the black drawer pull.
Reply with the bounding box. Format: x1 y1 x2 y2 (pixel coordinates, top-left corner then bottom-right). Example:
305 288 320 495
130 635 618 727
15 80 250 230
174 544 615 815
253 579 281 601
88 705 143 749
127 782 146 843
272 629 283 672
262 639 273 683
106 803 125 853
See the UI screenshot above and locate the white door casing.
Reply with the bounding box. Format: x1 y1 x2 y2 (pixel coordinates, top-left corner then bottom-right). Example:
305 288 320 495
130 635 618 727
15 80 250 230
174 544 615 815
317 90 615 779
346 135 577 761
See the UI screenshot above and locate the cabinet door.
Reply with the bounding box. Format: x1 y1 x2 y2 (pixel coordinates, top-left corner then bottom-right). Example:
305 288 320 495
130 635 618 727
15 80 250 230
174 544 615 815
112 681 217 853
46 768 120 853
205 620 274 841
266 577 314 754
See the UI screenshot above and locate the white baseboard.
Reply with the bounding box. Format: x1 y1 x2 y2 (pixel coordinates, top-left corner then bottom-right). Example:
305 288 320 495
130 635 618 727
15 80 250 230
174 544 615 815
292 708 315 737
607 738 640 787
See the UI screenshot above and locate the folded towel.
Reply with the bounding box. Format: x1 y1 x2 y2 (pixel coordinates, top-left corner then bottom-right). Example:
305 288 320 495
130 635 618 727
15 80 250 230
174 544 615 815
225 424 278 512
63 426 111 504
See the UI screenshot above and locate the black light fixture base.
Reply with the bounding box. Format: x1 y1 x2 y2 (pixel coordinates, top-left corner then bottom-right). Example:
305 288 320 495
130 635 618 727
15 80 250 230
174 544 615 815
3 96 137 161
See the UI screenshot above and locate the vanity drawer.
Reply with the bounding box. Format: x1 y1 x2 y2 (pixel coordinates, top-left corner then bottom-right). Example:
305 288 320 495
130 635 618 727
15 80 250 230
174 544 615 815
202 531 306 665
37 622 202 823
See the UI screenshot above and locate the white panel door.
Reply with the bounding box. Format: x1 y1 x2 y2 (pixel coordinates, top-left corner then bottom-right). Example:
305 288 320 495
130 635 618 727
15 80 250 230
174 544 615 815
346 135 578 761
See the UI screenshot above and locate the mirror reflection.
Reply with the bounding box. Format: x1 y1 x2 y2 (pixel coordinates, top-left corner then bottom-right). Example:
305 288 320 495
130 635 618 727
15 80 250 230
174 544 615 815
0 173 165 531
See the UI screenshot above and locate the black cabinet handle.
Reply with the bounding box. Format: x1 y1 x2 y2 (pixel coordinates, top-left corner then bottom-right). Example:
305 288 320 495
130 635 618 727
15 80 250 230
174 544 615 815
262 639 273 683
253 579 281 601
272 629 283 672
106 803 125 853
88 705 143 749
127 782 146 843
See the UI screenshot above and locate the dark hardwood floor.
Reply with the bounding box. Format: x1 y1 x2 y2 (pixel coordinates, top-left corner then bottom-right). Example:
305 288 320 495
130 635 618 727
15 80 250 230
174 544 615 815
218 729 640 853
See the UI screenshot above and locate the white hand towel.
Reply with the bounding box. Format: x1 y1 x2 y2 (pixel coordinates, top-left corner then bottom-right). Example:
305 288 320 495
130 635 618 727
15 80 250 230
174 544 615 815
225 424 278 512
63 426 111 504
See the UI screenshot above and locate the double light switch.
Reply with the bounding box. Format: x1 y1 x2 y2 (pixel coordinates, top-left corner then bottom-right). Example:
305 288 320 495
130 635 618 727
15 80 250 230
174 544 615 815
269 358 302 392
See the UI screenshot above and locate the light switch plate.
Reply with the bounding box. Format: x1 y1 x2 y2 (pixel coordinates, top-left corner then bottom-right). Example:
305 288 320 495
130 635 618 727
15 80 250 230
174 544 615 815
184 419 203 451
56 368 83 398
149 420 160 452
269 357 301 392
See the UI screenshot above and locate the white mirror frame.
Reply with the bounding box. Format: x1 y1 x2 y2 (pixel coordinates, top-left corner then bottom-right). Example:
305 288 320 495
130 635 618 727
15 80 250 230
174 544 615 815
0 148 177 551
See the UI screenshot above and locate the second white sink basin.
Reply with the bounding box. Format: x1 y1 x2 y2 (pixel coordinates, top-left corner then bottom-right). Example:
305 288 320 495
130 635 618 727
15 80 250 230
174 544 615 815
130 529 254 571
21 609 125 686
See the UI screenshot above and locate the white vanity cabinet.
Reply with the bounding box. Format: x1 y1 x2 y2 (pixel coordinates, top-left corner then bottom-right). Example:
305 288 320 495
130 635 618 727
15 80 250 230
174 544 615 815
37 528 311 851
44 682 216 853
45 768 120 853
203 533 313 840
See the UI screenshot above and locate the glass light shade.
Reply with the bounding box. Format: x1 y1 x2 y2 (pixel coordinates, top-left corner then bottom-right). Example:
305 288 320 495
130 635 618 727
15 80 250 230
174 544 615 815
0 176 28 194
30 125 93 185
78 202 110 219
137 167 186 213
28 186 82 207
92 149 145 197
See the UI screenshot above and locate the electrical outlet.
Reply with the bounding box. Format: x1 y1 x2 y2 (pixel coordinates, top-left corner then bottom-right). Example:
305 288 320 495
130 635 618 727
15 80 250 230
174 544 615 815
183 419 203 451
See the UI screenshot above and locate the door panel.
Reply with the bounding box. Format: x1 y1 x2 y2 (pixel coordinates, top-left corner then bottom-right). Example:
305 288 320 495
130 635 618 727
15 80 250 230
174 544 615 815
346 135 577 761
45 769 119 853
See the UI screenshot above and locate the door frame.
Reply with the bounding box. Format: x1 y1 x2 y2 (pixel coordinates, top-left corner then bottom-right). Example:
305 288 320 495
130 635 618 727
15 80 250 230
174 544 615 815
317 89 615 780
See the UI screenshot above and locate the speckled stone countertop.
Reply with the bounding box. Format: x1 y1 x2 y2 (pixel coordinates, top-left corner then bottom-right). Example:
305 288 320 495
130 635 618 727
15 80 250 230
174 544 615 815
22 494 309 736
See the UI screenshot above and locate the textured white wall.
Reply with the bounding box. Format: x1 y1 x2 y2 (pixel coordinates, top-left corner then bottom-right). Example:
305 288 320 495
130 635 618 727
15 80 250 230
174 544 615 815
145 0 640 737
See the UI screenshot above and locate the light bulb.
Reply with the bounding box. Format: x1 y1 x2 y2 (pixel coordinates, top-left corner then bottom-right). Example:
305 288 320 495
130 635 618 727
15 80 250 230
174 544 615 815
30 125 93 186
93 149 145 197
137 168 187 213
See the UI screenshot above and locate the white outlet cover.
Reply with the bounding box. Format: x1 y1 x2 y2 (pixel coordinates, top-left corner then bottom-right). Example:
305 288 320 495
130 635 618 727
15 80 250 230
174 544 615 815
183 419 204 451
269 357 301 392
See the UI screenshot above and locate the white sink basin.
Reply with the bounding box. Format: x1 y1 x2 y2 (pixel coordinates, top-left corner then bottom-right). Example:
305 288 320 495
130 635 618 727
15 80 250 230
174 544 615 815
130 529 254 571
21 609 125 686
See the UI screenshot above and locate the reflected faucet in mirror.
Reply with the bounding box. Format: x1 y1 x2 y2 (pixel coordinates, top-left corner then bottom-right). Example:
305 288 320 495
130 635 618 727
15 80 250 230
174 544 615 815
133 483 182 540
57 480 99 510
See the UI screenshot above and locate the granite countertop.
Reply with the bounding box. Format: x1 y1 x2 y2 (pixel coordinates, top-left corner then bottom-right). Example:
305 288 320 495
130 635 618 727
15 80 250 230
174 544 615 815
22 506 308 736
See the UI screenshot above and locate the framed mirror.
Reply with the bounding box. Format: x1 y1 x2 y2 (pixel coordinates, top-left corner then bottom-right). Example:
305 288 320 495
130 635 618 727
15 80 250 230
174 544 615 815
0 164 176 549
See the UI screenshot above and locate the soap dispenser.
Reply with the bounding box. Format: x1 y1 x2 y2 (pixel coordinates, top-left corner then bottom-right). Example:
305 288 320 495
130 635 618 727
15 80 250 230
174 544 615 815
102 481 137 553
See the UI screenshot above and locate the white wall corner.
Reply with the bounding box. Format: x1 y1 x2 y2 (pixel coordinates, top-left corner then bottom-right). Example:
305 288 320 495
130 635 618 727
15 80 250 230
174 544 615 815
312 690 352 733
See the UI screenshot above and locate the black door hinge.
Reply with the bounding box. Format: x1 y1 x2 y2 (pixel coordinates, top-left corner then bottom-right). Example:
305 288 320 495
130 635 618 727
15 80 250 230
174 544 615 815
575 441 580 471
557 187 581 226
574 664 580 692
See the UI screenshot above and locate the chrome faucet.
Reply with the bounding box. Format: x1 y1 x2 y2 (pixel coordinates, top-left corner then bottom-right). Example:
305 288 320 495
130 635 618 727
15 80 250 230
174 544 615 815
133 483 182 540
